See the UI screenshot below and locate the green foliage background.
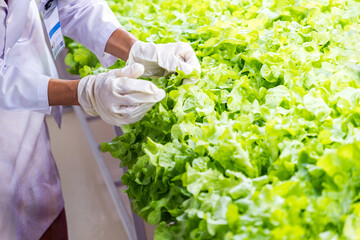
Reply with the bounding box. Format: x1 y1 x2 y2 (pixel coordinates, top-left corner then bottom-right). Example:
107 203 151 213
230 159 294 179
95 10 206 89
65 0 360 239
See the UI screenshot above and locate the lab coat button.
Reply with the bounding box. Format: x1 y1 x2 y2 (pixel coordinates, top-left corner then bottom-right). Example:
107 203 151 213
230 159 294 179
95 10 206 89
5 47 11 55
6 14 12 24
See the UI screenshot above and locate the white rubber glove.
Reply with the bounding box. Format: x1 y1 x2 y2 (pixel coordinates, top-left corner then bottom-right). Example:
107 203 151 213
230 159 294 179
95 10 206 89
126 41 201 84
78 63 166 126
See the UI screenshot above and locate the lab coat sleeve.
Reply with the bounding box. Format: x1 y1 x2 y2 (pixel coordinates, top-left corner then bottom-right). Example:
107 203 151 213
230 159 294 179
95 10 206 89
0 59 51 113
58 0 122 67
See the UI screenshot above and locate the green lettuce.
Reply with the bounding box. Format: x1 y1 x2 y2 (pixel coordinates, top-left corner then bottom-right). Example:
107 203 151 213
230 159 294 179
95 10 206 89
67 0 360 239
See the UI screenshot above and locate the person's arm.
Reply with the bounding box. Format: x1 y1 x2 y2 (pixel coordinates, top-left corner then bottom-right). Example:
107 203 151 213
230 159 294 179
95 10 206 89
57 0 129 67
47 27 137 106
49 0 200 107
0 59 52 112
45 0 137 107
48 78 79 106
0 0 161 122
0 57 72 110
47 63 166 126
104 28 137 61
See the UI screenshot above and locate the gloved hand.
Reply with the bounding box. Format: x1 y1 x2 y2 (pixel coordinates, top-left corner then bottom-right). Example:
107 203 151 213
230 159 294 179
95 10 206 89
78 63 166 126
126 41 201 84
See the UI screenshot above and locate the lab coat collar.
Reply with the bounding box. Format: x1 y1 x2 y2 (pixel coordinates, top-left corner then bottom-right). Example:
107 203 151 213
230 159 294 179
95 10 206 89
4 0 29 61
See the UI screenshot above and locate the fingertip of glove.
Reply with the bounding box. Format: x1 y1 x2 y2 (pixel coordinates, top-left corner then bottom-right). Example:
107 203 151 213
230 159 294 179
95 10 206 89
132 63 145 75
115 63 145 79
157 89 166 101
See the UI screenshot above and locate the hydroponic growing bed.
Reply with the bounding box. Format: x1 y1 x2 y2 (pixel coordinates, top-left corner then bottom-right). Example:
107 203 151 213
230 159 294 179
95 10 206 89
65 0 360 239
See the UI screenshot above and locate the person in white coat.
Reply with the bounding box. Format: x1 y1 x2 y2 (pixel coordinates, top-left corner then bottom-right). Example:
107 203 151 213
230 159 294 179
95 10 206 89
0 0 201 239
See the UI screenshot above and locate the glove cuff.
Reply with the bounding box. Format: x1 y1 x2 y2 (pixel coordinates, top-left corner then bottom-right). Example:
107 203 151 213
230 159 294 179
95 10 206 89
78 76 98 116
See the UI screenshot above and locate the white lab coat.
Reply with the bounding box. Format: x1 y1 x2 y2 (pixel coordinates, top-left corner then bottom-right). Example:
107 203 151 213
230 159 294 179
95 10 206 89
0 0 120 239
